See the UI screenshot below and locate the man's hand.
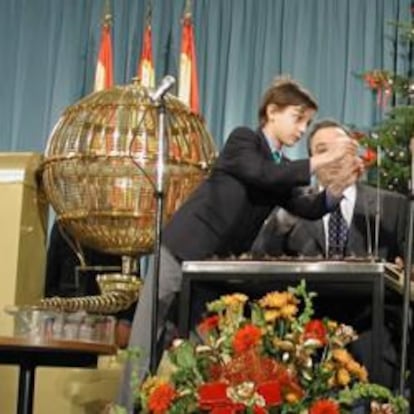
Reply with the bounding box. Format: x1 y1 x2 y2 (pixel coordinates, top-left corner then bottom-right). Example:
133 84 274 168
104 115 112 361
325 156 364 197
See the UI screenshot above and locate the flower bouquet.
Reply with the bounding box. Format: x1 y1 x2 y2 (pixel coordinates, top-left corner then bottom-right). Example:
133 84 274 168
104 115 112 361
117 281 408 414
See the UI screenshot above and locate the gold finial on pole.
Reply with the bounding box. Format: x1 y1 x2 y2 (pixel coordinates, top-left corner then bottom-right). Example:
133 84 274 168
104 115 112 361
145 0 153 26
102 0 112 27
184 0 192 16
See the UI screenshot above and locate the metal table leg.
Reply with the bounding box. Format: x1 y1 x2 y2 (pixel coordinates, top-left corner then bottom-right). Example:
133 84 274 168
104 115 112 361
17 363 35 414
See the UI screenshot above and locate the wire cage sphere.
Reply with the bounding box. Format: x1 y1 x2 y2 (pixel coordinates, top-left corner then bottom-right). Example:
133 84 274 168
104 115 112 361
42 80 217 257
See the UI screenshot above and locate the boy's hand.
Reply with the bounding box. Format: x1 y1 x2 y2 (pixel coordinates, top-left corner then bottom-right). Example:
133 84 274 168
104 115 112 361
310 136 358 172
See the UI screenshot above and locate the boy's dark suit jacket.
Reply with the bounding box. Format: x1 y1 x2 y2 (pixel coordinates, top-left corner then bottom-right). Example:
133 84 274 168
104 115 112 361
252 183 406 261
163 126 331 261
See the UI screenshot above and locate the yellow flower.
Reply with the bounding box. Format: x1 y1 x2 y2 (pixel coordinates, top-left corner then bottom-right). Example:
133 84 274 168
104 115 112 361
322 361 335 372
141 376 166 397
273 337 295 351
332 348 352 365
222 293 248 307
346 359 368 382
264 309 280 322
326 320 338 332
358 367 368 382
259 291 296 308
337 368 351 386
285 392 300 404
280 304 298 319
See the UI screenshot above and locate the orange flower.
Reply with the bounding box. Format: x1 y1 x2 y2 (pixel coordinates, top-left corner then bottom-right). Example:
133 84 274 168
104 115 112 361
232 324 262 354
198 314 220 335
303 319 328 346
147 383 177 414
309 399 340 414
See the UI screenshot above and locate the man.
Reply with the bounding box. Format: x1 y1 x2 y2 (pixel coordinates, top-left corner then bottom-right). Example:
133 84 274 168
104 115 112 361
119 79 362 408
252 119 407 262
252 119 407 388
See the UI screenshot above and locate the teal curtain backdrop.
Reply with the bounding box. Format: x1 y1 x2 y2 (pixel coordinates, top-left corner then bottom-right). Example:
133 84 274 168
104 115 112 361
0 0 412 157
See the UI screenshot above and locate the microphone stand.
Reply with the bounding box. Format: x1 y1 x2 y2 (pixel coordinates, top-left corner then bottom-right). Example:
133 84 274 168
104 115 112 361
150 99 167 374
374 145 381 260
399 138 414 395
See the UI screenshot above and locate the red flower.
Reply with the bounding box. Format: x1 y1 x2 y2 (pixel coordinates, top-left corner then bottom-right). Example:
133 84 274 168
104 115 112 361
198 382 244 413
278 370 305 402
257 381 282 406
148 383 177 414
303 319 328 346
309 399 340 414
198 382 229 407
363 71 390 91
197 314 220 335
232 324 262 354
362 148 377 166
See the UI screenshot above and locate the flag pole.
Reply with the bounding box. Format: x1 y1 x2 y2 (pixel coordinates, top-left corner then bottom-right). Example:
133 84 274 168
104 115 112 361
94 0 114 92
178 0 199 114
137 0 155 88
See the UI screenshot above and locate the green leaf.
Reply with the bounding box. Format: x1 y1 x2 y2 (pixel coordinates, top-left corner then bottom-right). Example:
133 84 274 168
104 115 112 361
170 341 197 369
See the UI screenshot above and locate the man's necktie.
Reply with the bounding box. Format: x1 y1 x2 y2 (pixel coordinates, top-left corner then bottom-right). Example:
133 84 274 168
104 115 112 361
272 151 282 164
328 205 348 258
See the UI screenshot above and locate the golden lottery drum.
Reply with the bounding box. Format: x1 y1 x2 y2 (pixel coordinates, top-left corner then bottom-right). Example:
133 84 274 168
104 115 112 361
42 81 217 256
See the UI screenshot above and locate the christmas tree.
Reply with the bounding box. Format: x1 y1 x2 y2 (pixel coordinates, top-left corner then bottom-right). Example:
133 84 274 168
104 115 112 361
358 21 414 194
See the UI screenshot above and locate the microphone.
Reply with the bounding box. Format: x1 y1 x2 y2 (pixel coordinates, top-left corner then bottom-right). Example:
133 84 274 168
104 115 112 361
149 75 176 103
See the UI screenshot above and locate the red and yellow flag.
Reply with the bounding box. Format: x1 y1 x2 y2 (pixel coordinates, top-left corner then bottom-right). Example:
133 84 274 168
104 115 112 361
137 24 155 88
178 13 199 113
94 16 114 92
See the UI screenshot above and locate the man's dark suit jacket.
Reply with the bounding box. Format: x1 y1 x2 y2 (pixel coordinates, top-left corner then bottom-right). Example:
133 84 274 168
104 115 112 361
252 183 407 262
163 127 331 261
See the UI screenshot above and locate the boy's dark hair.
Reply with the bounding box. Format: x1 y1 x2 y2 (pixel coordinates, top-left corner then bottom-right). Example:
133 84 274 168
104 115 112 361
258 77 318 127
306 118 350 155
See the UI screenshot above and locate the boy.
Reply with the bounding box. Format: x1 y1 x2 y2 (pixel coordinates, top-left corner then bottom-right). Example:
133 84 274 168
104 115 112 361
119 77 362 407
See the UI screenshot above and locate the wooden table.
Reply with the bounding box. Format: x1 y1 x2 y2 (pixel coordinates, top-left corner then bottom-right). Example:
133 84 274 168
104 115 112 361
0 336 117 414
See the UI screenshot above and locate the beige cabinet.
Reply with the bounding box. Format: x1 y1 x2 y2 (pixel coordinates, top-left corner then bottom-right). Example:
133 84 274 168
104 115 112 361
0 152 48 335
0 153 122 414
